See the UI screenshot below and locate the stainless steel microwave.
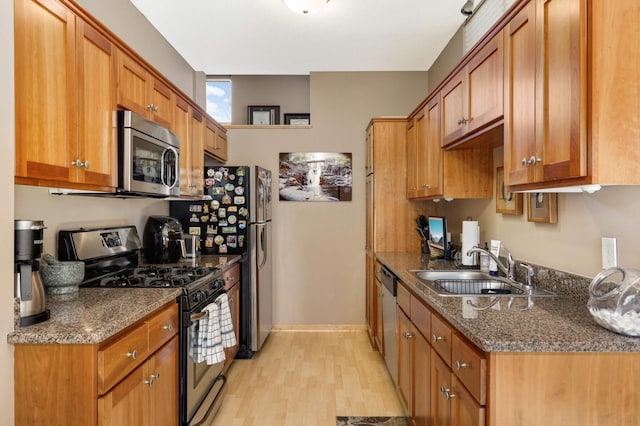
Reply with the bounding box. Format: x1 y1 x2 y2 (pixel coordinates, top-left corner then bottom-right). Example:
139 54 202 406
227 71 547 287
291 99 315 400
117 110 180 197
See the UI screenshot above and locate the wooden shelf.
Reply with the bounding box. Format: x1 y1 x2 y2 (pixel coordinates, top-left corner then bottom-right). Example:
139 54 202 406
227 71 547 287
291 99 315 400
226 124 312 130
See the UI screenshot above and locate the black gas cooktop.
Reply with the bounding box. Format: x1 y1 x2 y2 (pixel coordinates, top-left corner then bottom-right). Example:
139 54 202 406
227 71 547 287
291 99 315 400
82 265 219 289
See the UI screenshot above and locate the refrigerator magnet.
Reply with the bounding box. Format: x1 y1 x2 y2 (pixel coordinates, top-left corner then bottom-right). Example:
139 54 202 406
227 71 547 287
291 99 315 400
218 208 226 218
229 174 235 180
222 194 232 204
238 220 246 230
227 235 237 248
238 177 244 185
221 226 237 234
238 235 244 248
207 168 215 177
219 244 228 254
224 183 235 191
210 215 218 223
203 204 209 213
189 204 202 212
234 187 244 195
200 215 209 222
228 215 237 224
237 168 246 176
205 178 214 188
189 227 201 235
227 206 238 213
205 236 214 247
239 207 249 217
214 235 224 245
189 214 199 223
234 196 245 204
212 187 225 195
214 171 223 181
211 200 220 210
206 225 217 234
218 220 228 227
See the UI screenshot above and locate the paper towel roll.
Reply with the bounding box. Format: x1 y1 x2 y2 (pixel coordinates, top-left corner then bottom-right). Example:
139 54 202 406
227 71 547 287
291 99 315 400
461 221 480 266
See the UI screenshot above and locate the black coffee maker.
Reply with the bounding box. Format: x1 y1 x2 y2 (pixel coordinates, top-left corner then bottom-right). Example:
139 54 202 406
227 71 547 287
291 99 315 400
143 216 184 263
14 220 50 326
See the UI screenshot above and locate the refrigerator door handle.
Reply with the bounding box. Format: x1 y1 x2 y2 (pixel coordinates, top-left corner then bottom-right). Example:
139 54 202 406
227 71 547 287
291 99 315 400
257 223 268 268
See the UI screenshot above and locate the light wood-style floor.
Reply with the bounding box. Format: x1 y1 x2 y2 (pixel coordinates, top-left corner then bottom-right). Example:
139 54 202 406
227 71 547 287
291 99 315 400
212 330 405 426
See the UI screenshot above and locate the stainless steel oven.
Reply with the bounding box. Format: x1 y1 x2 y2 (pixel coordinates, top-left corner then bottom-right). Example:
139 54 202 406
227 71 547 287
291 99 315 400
182 282 227 425
58 225 229 425
117 110 180 197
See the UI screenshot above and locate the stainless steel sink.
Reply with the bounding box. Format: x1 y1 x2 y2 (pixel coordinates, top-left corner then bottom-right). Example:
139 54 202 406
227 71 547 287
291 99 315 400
409 270 555 297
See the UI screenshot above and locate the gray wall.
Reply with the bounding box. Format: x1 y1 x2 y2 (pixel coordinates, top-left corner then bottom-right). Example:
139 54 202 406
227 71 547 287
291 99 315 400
226 75 311 125
1 0 15 421
227 71 429 325
428 27 464 92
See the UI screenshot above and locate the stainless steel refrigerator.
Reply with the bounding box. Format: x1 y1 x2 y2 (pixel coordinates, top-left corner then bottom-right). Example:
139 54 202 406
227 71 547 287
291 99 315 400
170 165 273 355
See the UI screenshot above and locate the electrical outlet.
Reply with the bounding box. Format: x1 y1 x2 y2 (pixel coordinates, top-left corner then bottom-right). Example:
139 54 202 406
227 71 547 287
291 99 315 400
602 237 617 269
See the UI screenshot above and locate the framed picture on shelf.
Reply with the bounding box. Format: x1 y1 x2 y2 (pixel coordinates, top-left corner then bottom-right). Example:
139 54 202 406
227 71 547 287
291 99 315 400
248 106 280 125
495 167 523 215
284 113 311 126
527 192 558 223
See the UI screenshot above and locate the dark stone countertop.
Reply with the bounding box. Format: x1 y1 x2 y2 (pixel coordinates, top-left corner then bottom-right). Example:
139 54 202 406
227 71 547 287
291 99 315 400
376 252 640 353
7 254 242 345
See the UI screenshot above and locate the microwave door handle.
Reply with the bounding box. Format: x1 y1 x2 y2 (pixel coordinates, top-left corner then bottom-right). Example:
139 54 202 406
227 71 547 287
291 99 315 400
161 147 178 189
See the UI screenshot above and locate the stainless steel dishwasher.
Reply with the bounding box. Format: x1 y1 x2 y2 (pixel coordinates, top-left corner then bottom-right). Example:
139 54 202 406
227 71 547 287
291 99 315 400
380 265 398 384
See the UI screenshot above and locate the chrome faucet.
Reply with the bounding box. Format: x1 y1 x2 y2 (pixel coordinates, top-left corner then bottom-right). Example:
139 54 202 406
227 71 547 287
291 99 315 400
466 244 516 280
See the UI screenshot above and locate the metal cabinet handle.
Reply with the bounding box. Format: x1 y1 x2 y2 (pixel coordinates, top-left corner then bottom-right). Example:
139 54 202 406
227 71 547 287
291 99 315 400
410 187 417 191
162 324 174 332
455 360 469 370
151 373 160 380
521 158 527 166
72 159 84 168
527 155 540 165
127 350 138 360
432 334 443 343
402 332 414 339
147 104 158 112
445 390 456 400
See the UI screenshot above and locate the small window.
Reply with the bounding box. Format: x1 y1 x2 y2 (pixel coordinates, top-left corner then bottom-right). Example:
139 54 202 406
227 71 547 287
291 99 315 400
206 79 232 124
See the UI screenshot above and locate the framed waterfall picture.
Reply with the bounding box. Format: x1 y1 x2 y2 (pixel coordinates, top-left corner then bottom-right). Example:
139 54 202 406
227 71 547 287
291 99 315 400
278 152 352 201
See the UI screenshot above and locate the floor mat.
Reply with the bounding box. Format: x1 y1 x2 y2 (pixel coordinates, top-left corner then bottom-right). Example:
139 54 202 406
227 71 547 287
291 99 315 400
336 417 410 426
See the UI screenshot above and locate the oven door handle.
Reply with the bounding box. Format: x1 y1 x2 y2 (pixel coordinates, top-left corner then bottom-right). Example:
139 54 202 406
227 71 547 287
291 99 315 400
190 311 208 321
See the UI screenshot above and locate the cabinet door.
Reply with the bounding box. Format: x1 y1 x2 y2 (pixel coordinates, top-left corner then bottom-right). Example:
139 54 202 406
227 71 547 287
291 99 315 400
99 363 146 426
117 52 150 117
441 71 466 146
466 31 504 136
147 337 179 426
535 0 587 182
504 1 537 186
204 118 217 155
431 349 452 426
450 376 485 426
191 110 205 194
76 19 117 188
414 109 429 198
174 96 192 195
425 97 443 197
365 251 376 347
413 331 431 426
365 126 374 175
14 0 77 184
223 282 241 372
406 118 418 198
215 129 228 161
397 308 413 415
150 79 173 128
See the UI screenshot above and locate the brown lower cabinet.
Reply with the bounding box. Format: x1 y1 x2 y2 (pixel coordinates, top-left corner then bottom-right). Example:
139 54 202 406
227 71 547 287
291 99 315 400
14 303 179 425
396 278 640 426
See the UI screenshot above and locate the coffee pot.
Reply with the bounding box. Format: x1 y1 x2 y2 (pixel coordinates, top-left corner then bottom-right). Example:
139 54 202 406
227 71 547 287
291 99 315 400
14 220 50 326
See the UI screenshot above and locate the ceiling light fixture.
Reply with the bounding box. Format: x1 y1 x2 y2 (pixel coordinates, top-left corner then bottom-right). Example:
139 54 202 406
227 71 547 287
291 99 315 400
283 0 330 15
460 0 474 16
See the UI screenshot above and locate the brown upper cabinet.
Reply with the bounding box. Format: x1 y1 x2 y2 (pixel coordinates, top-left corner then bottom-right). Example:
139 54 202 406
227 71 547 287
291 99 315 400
441 30 504 148
504 0 640 191
15 0 117 191
117 51 174 129
204 118 228 162
14 0 229 194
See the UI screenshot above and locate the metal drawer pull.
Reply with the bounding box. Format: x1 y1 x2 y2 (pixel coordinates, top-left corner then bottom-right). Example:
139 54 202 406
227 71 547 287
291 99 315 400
403 332 414 340
163 324 174 332
432 334 444 343
445 390 456 400
455 361 469 370
127 350 138 360
151 373 160 380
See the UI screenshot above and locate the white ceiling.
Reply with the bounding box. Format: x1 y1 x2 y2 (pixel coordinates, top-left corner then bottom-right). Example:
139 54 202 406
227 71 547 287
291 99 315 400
130 0 469 75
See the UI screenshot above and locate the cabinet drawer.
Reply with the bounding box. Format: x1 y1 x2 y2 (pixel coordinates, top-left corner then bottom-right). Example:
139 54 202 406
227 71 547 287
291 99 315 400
148 303 179 353
431 314 452 366
452 334 486 405
223 263 240 290
397 281 411 315
410 295 431 340
98 322 149 394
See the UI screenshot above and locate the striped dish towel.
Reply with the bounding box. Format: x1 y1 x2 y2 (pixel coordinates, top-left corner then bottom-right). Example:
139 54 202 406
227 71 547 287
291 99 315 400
217 293 237 349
